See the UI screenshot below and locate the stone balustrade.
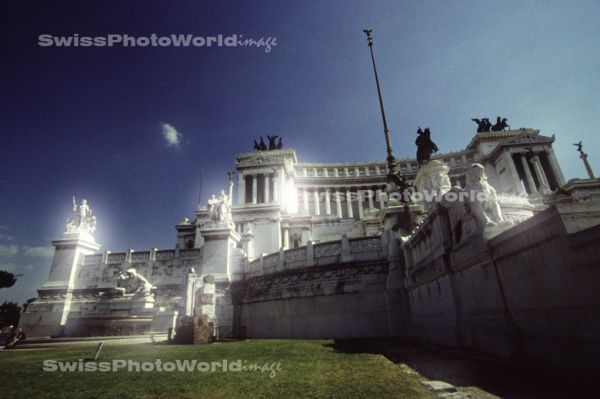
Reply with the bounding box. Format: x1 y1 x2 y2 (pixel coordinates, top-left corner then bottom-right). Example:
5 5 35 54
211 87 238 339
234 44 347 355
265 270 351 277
155 250 176 260
245 235 385 279
82 247 202 266
131 251 151 262
179 249 202 259
83 254 103 265
106 253 127 264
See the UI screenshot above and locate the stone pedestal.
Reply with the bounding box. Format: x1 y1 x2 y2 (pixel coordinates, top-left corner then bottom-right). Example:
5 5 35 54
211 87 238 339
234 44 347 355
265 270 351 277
496 194 535 225
63 295 157 336
200 223 241 278
19 232 100 338
199 223 244 332
192 275 216 344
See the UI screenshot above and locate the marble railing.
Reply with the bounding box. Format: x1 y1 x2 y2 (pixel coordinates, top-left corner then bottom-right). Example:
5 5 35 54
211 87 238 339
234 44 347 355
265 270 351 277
83 254 103 265
245 235 385 278
107 253 127 264
155 250 175 260
131 251 150 262
179 249 202 258
82 247 202 266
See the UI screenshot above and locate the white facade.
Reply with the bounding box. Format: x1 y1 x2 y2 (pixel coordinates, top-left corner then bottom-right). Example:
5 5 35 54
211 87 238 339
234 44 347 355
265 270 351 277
20 128 571 338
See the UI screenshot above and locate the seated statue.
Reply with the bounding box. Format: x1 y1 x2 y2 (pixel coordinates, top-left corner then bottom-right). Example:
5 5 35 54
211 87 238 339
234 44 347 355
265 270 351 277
464 163 504 228
441 163 505 244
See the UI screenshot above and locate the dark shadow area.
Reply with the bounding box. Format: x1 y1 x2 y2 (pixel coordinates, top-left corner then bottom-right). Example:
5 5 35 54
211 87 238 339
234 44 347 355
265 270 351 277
326 339 600 399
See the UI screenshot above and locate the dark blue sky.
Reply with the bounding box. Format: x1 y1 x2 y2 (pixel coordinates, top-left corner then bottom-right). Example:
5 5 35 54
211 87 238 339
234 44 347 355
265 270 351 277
1 0 599 303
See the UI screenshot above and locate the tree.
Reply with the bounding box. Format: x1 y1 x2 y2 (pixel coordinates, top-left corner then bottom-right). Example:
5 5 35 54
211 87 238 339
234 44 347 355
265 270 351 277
0 270 18 289
0 301 21 328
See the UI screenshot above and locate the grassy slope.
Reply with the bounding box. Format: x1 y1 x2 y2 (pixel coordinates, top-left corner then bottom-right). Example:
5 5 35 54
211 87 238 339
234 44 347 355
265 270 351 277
0 340 435 399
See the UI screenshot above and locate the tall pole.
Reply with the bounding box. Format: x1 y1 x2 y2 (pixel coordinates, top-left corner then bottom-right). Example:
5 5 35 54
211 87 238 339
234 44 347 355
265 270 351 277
363 28 398 176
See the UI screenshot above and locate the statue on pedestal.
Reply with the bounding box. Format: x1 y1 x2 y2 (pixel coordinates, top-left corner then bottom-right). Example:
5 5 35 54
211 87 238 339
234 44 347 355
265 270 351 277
415 127 438 167
573 141 596 179
207 172 234 224
64 197 97 235
208 191 231 223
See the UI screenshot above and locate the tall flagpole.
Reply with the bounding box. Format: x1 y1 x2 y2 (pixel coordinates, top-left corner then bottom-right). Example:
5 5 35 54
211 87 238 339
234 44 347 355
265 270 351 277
363 28 399 177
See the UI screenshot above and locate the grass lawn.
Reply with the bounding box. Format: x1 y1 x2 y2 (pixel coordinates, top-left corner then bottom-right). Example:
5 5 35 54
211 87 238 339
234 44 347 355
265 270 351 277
0 339 436 399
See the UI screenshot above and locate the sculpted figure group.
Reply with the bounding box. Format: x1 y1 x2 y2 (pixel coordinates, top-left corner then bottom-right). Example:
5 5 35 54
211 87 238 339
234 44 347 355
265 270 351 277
442 163 506 244
254 135 283 151
105 268 154 298
208 172 234 224
471 116 509 133
65 197 97 234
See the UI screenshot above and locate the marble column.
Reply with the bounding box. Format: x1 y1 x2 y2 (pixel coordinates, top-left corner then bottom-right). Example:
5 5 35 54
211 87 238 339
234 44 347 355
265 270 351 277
547 147 566 185
283 227 290 249
264 173 270 203
503 150 522 194
378 187 385 209
303 189 309 214
251 175 258 204
519 153 538 193
313 190 321 216
237 173 245 205
357 189 364 219
346 189 353 218
581 152 596 179
325 189 331 215
531 155 550 192
272 174 279 202
335 190 342 218
367 187 374 209
277 167 285 202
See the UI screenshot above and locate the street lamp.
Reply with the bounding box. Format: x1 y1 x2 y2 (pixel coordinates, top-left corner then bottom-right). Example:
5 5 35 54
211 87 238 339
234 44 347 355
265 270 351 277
363 28 399 177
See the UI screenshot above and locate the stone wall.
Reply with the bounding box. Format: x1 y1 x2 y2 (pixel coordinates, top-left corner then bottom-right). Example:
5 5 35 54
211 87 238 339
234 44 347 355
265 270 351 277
234 197 600 372
404 202 600 373
74 248 202 306
235 236 406 338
